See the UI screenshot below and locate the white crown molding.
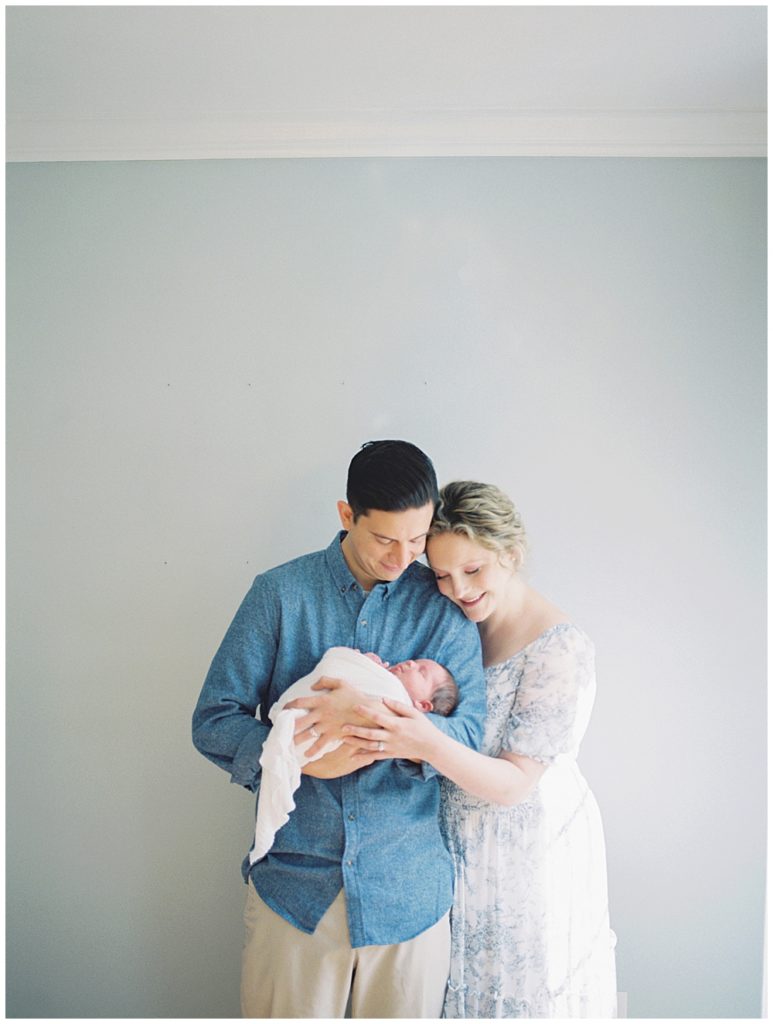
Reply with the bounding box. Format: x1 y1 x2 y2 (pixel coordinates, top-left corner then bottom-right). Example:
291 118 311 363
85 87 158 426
6 108 766 162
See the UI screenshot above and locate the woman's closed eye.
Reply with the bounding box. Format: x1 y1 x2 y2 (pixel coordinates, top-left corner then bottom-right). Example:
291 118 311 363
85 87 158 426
433 567 480 579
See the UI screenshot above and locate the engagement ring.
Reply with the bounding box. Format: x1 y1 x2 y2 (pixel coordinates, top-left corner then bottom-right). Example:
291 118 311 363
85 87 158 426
378 741 385 752
309 728 319 739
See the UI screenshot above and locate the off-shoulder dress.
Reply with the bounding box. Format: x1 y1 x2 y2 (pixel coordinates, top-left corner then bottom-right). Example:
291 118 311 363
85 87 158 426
440 623 617 1018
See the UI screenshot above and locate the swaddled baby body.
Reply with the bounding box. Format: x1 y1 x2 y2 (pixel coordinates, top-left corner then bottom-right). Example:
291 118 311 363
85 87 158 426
249 646 457 863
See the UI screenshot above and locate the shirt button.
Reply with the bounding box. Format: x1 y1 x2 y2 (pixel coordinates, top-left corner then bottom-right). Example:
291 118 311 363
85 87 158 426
348 813 356 821
360 619 367 626
340 586 347 593
347 860 354 867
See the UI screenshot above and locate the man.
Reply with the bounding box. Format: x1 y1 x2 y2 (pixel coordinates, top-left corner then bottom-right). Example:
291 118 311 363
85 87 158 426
192 440 486 1018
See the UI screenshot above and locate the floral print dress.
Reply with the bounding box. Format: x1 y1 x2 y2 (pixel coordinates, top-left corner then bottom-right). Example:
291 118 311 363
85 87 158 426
440 623 617 1018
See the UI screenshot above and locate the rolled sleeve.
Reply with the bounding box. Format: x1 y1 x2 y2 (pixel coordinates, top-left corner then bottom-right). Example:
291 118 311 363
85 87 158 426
229 721 271 790
192 576 279 789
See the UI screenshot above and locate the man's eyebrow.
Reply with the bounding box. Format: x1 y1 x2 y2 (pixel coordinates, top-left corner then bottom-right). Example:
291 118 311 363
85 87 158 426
370 531 429 542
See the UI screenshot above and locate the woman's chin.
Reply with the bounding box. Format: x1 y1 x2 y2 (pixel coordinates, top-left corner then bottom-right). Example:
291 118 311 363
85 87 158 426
458 595 488 619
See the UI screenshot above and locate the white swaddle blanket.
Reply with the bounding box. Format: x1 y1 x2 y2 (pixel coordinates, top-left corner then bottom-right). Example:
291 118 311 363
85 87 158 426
249 646 412 864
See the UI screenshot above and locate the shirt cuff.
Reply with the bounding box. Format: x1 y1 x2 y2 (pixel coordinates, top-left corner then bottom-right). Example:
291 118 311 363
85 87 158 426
230 723 269 792
393 757 439 781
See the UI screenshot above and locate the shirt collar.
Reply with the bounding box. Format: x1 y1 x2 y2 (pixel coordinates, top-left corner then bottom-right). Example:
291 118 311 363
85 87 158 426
324 531 425 596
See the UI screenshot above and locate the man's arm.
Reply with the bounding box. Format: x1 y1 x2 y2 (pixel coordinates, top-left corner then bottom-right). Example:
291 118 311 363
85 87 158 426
382 612 486 781
303 743 379 777
426 612 486 750
192 577 278 792
289 616 486 772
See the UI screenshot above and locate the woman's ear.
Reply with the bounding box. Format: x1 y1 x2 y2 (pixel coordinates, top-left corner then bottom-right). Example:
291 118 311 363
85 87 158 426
337 500 354 531
499 546 522 571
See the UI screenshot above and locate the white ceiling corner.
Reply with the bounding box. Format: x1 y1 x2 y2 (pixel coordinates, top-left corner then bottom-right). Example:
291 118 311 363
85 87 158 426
5 6 767 162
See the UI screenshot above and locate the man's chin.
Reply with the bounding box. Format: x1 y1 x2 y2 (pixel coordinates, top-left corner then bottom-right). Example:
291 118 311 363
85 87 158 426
379 567 404 580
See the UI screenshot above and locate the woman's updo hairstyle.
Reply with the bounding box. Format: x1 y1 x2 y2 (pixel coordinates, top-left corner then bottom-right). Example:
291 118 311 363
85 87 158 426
430 480 527 568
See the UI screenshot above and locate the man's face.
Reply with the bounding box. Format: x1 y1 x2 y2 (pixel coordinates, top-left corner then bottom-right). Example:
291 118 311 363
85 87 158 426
338 502 434 591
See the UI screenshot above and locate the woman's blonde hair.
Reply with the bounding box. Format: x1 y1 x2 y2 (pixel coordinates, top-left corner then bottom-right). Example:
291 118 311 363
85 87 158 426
430 480 527 566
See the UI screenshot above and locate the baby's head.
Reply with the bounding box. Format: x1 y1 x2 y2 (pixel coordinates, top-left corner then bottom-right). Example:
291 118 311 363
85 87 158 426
388 659 459 717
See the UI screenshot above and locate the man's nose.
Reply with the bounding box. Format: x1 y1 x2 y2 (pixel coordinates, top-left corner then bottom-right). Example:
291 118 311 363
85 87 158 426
393 542 411 567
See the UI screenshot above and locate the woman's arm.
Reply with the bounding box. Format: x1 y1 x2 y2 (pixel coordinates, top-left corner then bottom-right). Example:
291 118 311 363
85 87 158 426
342 699 546 807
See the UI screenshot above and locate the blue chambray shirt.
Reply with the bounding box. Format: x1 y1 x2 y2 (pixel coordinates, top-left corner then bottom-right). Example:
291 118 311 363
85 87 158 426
193 532 486 947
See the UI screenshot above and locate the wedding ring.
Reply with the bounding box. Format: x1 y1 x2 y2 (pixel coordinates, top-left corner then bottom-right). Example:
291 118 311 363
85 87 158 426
377 741 385 752
309 728 319 739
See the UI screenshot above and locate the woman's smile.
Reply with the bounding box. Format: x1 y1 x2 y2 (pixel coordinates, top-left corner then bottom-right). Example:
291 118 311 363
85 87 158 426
426 532 518 622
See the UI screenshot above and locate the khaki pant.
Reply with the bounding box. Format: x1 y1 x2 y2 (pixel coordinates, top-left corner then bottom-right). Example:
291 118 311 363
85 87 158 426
240 883 450 1018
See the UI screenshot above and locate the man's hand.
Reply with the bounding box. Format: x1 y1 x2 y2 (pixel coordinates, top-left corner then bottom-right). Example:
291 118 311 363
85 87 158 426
286 677 395 758
301 743 377 778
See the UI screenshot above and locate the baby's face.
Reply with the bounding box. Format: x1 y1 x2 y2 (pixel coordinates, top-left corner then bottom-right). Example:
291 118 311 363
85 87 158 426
388 659 448 709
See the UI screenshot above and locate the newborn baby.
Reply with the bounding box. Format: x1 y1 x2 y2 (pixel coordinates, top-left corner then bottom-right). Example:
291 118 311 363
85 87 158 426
249 646 458 864
360 650 459 715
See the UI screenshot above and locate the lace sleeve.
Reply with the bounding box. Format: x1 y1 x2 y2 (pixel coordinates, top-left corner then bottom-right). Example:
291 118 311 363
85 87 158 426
503 624 596 765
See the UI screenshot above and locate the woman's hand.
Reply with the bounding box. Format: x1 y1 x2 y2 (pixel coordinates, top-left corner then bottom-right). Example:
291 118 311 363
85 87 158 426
341 697 445 763
285 677 392 759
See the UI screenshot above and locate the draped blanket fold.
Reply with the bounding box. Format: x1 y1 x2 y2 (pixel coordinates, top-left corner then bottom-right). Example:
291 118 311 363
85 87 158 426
250 647 411 864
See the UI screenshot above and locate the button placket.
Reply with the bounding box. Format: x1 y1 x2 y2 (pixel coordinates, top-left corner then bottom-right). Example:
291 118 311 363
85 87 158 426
341 774 361 874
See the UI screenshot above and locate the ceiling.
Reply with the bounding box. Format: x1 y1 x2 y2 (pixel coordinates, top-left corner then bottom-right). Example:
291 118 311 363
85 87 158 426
6 5 767 161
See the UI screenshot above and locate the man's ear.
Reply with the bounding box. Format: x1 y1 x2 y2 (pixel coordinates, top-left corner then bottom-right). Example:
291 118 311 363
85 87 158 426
337 500 355 531
414 698 434 713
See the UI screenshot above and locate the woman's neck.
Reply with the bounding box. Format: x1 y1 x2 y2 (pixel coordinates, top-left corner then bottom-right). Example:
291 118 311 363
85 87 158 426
478 577 569 667
477 575 530 647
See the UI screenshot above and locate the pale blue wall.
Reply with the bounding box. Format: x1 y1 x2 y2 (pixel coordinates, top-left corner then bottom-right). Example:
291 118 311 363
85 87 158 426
7 157 766 1017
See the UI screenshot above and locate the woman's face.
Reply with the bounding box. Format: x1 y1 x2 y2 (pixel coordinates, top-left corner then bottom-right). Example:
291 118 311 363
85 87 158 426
426 531 515 623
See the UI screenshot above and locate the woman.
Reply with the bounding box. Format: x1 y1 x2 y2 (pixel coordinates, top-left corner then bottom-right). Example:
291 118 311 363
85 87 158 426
343 481 617 1018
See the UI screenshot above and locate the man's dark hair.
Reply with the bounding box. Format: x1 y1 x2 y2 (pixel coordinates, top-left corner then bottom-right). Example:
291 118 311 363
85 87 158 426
346 440 439 520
